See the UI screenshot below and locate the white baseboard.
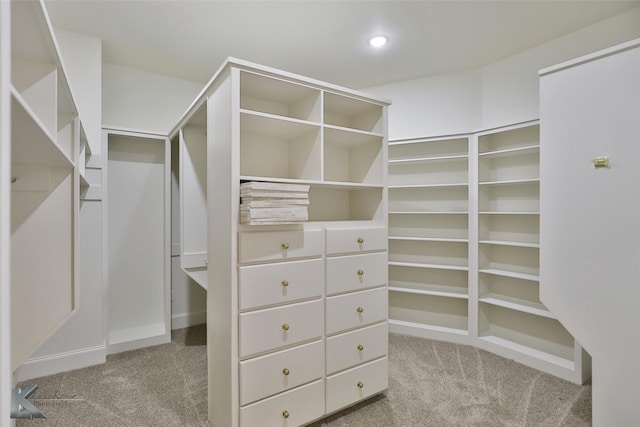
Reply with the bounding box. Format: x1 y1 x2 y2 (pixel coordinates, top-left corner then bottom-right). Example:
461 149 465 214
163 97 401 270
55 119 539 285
16 345 106 382
171 311 206 330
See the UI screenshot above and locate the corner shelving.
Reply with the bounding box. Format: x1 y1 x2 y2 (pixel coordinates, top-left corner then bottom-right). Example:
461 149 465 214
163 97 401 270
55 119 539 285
389 121 590 384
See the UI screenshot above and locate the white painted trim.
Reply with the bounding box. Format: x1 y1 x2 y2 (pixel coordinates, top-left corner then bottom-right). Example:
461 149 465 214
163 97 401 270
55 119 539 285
15 345 106 382
107 334 170 356
172 311 207 330
539 37 640 76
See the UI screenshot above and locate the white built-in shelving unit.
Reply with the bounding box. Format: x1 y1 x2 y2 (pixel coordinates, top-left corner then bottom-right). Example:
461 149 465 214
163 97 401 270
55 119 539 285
388 121 590 384
388 135 470 342
172 58 389 427
103 128 171 354
8 0 85 371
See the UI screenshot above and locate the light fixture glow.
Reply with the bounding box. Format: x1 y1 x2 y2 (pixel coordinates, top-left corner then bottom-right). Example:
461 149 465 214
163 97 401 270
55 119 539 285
369 36 388 48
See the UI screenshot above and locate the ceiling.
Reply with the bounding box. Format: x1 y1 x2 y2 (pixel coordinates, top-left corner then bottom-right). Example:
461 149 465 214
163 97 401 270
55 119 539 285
45 0 640 89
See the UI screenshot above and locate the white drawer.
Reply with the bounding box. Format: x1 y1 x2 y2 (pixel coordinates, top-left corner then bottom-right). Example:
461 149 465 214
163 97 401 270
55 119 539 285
238 229 323 264
326 252 387 296
239 258 323 310
240 340 323 405
240 299 323 357
326 322 388 375
325 226 387 255
240 379 324 427
326 287 388 335
326 357 388 414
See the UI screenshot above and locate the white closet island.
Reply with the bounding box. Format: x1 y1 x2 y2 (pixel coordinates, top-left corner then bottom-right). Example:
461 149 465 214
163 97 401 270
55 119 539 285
171 58 390 427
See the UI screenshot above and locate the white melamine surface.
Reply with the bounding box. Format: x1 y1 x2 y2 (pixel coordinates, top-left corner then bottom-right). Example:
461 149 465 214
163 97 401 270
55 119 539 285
326 322 388 375
540 39 640 423
239 299 323 358
325 252 388 296
239 258 323 310
239 339 323 405
238 229 323 264
325 357 388 414
325 226 387 255
325 287 388 335
239 379 324 427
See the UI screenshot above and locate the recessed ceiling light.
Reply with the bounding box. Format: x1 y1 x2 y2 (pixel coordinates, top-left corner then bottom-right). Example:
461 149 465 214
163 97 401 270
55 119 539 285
369 36 388 48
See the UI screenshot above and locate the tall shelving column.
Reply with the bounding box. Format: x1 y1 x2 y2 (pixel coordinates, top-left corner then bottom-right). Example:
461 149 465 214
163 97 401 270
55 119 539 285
387 135 470 343
10 0 82 371
475 121 589 383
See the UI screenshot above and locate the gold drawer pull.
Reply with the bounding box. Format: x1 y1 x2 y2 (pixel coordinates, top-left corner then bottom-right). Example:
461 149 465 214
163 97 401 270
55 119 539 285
282 368 290 376
282 410 290 419
356 307 364 313
281 243 289 250
281 280 289 287
357 237 364 244
282 323 290 331
357 381 364 389
357 269 364 276
357 344 364 351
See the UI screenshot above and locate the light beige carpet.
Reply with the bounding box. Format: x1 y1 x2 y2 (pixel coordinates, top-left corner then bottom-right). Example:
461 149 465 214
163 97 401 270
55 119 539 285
18 325 591 426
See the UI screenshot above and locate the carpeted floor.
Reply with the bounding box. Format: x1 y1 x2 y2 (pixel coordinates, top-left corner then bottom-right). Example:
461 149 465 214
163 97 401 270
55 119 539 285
17 325 591 426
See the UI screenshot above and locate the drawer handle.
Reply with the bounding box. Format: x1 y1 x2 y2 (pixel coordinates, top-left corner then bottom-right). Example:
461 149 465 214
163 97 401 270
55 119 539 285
356 307 364 313
281 280 289 287
357 237 364 244
357 381 364 389
282 323 290 331
282 410 290 419
357 269 364 276
281 243 289 250
357 344 364 351
282 368 290 376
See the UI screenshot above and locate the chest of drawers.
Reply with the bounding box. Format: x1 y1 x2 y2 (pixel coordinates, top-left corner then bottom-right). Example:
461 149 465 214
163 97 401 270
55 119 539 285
236 226 388 426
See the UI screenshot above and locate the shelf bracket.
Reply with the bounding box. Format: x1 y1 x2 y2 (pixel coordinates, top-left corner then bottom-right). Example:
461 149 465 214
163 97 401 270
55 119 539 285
10 384 47 419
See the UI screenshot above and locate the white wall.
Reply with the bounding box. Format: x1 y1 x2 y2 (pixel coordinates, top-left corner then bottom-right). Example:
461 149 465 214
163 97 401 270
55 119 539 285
365 6 640 139
364 68 482 140
103 64 203 135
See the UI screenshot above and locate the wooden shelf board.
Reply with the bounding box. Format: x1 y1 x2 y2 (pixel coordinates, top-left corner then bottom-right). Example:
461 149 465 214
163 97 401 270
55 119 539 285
323 123 384 139
479 240 539 249
478 295 554 318
389 236 468 243
388 319 468 336
389 285 468 300
389 211 469 215
240 176 383 189
479 211 539 215
388 154 468 164
478 144 540 157
478 335 574 370
389 261 469 272
240 108 320 127
389 183 468 189
479 178 540 186
479 268 539 282
11 88 74 168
